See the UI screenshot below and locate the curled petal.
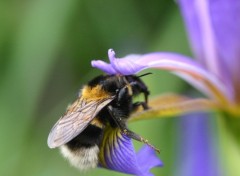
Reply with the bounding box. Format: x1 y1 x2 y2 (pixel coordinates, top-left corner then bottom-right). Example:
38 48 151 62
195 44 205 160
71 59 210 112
92 49 145 75
92 49 230 104
108 49 146 75
91 60 117 74
176 113 221 176
98 126 162 175
129 94 218 122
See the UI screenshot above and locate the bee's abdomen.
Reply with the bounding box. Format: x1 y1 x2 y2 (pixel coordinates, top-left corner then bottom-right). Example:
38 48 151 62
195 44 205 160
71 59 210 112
60 145 99 170
60 124 103 170
66 124 103 150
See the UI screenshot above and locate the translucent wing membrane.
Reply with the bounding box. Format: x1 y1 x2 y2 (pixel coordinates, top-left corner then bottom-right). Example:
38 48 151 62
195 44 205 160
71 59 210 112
48 97 114 148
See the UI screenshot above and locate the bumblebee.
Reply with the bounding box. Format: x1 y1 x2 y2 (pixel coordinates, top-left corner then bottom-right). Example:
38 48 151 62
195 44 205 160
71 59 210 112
47 74 159 170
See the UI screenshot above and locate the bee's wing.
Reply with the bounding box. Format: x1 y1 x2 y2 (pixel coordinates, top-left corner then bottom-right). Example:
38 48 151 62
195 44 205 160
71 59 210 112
47 97 114 148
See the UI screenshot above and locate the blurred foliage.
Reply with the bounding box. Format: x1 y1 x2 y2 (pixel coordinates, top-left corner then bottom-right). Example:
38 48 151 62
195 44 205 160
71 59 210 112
0 0 191 175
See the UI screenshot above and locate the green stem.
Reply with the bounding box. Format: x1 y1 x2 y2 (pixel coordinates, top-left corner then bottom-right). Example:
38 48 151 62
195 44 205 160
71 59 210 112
218 113 240 176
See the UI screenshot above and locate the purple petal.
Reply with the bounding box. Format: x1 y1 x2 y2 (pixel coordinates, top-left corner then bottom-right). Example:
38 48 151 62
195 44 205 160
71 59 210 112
178 0 237 102
175 113 221 176
141 52 230 102
92 49 146 75
208 0 240 102
137 145 164 174
91 60 117 74
92 49 230 103
178 0 220 76
177 0 204 63
98 127 162 175
109 49 146 75
208 0 240 69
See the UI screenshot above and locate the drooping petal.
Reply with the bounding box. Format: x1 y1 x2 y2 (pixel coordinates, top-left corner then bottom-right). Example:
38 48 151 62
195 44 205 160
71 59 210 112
136 145 163 175
92 49 230 104
130 94 218 122
98 126 162 175
175 113 221 176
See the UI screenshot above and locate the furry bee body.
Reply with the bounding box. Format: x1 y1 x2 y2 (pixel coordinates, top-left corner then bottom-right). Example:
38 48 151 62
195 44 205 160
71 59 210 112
60 123 102 170
48 74 154 170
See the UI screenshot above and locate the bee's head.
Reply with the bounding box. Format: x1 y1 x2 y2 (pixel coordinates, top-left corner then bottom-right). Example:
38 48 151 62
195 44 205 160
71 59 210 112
124 74 150 97
87 75 127 94
87 74 150 98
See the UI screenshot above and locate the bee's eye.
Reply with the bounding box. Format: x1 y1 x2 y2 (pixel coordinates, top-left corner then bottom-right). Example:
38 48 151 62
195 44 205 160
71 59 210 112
129 81 138 87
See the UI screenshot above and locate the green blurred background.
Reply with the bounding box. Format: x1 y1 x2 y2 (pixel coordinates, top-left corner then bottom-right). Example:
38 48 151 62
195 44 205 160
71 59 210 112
0 0 192 175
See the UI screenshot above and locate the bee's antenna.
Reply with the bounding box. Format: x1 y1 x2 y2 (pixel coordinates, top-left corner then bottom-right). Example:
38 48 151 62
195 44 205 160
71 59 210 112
138 72 152 78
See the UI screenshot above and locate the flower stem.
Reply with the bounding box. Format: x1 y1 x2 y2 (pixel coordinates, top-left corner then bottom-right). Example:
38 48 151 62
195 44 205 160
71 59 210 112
218 112 240 176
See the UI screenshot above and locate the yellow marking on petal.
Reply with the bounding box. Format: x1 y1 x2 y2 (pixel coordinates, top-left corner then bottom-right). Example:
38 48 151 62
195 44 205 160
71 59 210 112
163 66 229 105
188 70 229 105
182 71 229 105
98 126 121 168
129 94 218 122
204 80 230 106
225 104 240 117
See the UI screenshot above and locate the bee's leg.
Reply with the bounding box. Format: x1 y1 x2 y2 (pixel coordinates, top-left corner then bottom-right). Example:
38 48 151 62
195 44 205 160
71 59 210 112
129 82 149 102
117 86 128 100
118 82 150 107
116 86 129 106
121 129 160 153
133 101 149 110
117 86 149 110
144 90 149 104
128 81 150 109
107 106 160 153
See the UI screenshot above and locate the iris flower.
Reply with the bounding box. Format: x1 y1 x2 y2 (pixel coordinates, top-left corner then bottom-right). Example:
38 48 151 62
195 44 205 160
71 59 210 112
93 0 240 116
91 0 240 175
98 127 162 175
